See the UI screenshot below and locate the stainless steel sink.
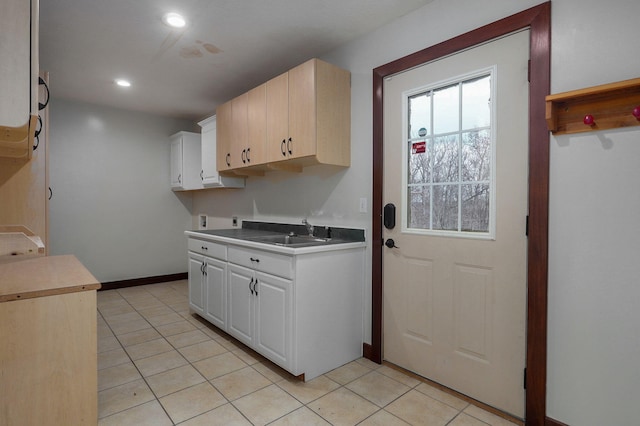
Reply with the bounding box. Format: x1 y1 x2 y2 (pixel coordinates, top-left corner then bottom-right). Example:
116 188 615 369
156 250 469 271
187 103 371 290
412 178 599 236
248 234 331 247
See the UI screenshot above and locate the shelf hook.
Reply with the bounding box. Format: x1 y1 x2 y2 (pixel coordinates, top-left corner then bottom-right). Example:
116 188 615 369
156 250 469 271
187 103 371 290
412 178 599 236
583 114 595 126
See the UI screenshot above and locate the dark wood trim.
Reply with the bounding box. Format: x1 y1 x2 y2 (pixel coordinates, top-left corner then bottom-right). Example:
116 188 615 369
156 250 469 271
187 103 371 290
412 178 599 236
546 417 569 426
99 272 188 291
370 3 551 426
362 342 373 360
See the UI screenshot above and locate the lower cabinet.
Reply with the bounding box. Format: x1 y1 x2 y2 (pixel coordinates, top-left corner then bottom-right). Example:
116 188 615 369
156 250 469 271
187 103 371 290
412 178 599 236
187 235 365 380
228 263 292 369
189 251 227 330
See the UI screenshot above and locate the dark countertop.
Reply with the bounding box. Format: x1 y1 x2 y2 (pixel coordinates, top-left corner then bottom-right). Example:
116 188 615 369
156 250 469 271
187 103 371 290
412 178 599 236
185 221 366 254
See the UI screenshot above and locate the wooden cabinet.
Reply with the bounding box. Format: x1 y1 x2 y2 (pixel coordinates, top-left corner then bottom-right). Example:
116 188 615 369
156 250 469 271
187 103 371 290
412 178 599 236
217 58 351 174
198 116 244 188
267 59 351 168
246 84 267 168
0 0 39 161
0 255 100 425
0 72 49 252
170 131 202 191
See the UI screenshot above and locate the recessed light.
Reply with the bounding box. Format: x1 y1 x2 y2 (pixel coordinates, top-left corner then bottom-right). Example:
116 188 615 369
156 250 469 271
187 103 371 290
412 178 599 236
115 79 131 88
163 12 186 28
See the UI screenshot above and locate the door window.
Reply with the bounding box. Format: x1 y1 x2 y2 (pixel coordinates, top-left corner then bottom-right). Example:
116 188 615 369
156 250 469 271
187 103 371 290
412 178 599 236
405 69 495 238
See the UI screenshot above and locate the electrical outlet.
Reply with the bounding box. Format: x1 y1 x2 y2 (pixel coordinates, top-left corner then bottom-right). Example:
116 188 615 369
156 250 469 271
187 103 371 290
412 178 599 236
232 216 238 227
359 198 368 213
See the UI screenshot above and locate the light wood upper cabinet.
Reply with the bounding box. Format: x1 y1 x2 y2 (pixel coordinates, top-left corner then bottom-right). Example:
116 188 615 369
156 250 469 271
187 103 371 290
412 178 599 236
218 58 351 174
0 0 39 161
266 72 290 162
0 72 49 253
246 84 267 167
268 59 351 168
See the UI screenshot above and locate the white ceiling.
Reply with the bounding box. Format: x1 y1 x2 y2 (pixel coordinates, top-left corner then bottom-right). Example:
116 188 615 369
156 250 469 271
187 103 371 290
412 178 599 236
40 0 433 121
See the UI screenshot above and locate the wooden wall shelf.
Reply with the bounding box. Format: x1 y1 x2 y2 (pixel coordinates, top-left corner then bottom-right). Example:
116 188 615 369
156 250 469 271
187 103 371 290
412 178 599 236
545 77 640 135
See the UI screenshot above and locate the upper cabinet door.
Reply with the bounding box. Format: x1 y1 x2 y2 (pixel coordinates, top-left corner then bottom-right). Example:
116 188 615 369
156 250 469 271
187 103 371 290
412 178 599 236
216 101 233 172
247 84 267 166
266 72 289 162
288 59 316 160
0 0 39 160
231 93 248 167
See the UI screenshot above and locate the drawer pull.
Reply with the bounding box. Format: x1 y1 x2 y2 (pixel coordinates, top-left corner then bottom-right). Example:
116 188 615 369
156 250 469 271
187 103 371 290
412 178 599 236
201 246 208 251
250 257 260 263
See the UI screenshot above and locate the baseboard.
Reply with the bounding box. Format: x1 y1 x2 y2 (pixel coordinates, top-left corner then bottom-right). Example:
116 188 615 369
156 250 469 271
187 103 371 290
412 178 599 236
99 272 188 291
546 417 570 426
362 342 374 361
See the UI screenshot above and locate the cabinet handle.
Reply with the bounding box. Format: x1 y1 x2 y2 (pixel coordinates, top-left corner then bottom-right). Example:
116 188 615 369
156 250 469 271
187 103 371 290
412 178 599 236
48 187 53 200
241 149 246 164
287 137 292 155
246 147 251 163
200 170 203 180
250 257 260 263
249 277 254 295
203 263 207 276
38 77 50 110
226 153 231 166
33 115 42 151
281 139 286 156
200 262 205 274
254 279 258 296
178 174 181 184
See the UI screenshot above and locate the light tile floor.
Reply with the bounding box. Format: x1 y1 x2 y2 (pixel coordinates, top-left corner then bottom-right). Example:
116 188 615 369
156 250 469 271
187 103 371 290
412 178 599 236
97 280 520 426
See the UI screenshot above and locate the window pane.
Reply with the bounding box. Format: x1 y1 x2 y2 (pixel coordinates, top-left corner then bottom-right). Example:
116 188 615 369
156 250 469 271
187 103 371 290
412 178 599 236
408 139 430 184
461 184 490 232
409 185 430 229
432 135 459 183
409 92 431 139
461 130 491 182
433 84 459 134
462 75 491 130
432 185 458 231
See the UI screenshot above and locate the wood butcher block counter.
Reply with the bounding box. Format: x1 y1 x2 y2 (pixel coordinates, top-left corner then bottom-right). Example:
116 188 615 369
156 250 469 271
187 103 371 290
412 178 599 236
0 255 101 425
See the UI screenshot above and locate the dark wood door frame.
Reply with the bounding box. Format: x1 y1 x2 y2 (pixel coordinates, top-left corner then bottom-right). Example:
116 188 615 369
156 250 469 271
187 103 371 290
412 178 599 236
370 3 550 425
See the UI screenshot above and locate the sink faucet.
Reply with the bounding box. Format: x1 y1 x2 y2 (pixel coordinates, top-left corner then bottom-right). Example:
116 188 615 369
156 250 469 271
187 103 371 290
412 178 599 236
302 218 314 237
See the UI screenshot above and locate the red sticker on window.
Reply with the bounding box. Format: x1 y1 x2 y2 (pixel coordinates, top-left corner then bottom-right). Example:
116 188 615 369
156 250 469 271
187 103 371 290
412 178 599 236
412 141 426 154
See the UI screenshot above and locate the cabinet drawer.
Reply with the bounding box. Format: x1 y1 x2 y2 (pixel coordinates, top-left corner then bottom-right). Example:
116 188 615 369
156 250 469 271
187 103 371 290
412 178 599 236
228 246 293 279
188 238 226 260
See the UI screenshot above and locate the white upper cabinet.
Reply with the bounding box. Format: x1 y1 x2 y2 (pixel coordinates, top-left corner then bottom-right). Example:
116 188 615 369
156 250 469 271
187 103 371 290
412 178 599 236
170 131 203 191
198 115 245 188
0 0 39 160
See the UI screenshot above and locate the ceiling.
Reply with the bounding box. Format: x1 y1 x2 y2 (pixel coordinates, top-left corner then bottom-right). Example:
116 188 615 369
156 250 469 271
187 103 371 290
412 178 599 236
40 0 433 122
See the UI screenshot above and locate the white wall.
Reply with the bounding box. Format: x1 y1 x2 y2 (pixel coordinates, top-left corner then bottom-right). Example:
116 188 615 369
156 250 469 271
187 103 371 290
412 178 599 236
49 98 197 282
194 0 640 424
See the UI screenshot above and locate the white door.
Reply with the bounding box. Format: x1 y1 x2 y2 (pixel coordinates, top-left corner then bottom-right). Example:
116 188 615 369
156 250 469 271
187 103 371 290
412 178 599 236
383 30 529 417
170 138 183 188
204 257 227 330
254 272 292 368
227 263 254 347
188 254 204 313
